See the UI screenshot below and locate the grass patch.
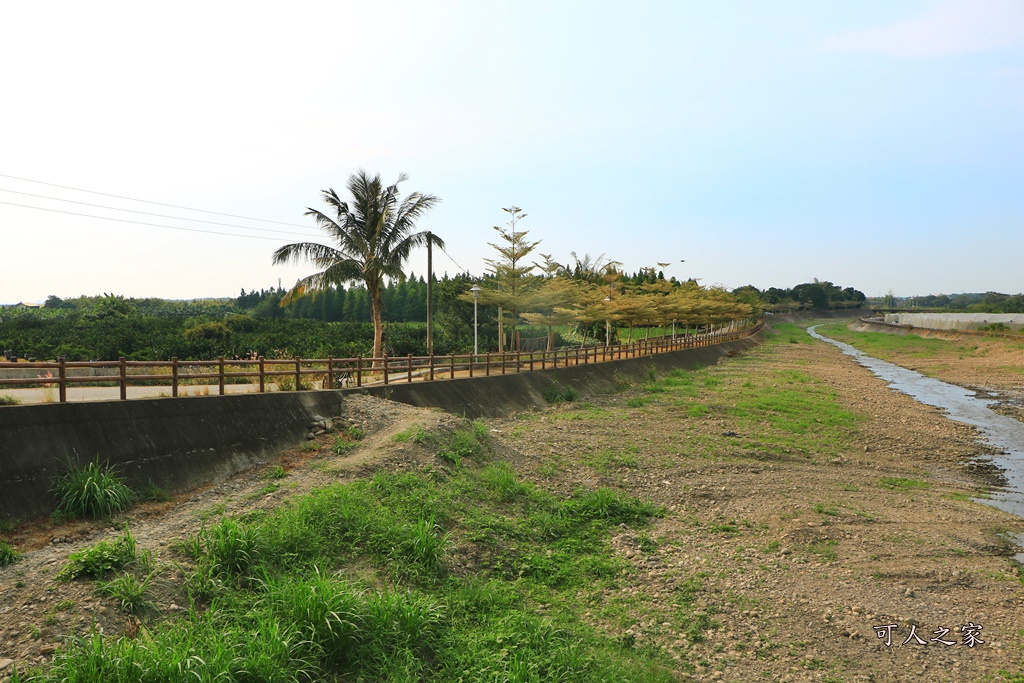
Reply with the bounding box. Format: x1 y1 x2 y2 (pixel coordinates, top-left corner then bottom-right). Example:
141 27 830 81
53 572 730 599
139 480 171 503
807 539 839 562
880 477 931 491
585 447 641 472
263 465 287 480
0 540 21 567
0 394 21 405
57 527 138 581
25 454 680 683
437 420 489 467
542 383 579 404
686 403 710 417
98 571 154 614
392 424 428 443
52 459 135 519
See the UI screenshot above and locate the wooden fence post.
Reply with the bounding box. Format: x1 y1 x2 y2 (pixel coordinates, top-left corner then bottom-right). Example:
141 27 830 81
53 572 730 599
328 356 334 390
294 356 301 391
485 352 490 376
58 356 67 403
407 354 413 383
449 353 455 379
258 357 265 393
172 357 180 397
429 354 434 382
383 354 389 385
218 357 226 396
356 356 363 387
119 357 127 400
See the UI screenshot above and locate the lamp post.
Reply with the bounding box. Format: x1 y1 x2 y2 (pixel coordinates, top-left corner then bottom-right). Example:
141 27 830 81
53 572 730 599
604 295 612 347
470 285 481 357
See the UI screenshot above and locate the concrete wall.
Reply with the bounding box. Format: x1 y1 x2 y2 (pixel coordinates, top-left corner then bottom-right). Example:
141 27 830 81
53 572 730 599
0 334 761 521
0 392 343 521
353 336 762 418
882 313 1024 331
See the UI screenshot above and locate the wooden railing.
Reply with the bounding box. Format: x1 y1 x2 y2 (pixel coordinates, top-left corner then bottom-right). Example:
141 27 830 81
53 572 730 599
0 320 764 403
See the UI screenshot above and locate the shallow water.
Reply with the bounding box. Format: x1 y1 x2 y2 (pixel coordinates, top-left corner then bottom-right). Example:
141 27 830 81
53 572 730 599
807 326 1024 524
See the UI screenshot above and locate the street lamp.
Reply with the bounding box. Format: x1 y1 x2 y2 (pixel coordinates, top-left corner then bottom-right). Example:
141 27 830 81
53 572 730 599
470 285 481 356
604 295 612 347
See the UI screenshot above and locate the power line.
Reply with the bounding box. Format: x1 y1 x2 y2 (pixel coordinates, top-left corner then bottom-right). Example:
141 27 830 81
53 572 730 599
439 245 469 274
0 187 322 238
0 200 289 241
0 172 314 229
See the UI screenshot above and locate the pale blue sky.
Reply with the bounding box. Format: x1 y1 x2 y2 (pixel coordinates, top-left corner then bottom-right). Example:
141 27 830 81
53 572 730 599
1 0 1021 302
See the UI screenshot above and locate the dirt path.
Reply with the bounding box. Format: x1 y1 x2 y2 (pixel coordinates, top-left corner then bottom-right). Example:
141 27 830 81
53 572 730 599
2 323 1024 681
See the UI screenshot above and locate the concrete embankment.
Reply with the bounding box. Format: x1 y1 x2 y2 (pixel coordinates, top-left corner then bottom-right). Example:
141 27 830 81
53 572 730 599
0 334 761 521
849 317 1018 342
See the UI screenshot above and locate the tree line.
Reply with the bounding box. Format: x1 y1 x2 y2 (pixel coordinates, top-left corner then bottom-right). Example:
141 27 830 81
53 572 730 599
868 291 1024 314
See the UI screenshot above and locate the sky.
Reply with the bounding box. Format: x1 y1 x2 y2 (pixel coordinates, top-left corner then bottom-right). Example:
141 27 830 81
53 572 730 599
1 0 1022 304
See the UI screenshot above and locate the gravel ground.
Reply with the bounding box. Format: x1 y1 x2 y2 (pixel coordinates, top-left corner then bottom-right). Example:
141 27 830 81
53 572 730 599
2 324 1023 682
490 326 1024 682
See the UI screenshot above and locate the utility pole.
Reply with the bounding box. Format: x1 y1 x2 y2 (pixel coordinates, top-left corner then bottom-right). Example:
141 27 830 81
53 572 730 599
426 231 434 356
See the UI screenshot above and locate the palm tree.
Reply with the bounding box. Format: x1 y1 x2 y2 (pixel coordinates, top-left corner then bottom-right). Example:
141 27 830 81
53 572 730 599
272 170 441 363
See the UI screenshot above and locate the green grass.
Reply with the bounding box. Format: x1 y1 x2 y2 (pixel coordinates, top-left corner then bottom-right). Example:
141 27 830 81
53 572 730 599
815 323 973 360
0 540 21 567
52 459 135 519
0 394 21 405
98 572 154 614
57 528 138 581
437 420 489 467
542 383 579 404
263 465 287 480
392 424 428 442
880 477 931 491
585 447 641 472
21 425 682 683
806 539 839 562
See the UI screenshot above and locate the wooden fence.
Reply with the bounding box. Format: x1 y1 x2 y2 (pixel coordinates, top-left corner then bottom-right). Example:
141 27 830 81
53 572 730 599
0 320 764 403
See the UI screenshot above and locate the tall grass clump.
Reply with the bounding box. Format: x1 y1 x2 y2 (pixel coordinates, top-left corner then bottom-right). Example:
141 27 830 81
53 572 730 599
52 459 134 519
0 540 20 567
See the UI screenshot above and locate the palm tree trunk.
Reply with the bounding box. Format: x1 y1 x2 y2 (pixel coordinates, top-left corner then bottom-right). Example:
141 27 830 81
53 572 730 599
371 292 384 369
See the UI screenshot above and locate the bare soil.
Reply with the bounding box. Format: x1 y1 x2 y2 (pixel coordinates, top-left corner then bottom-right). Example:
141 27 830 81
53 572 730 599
2 326 1024 682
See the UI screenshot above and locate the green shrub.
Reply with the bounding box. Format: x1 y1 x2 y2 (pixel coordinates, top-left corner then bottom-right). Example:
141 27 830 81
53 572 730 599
542 384 578 404
52 459 134 519
0 394 21 406
58 528 137 580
